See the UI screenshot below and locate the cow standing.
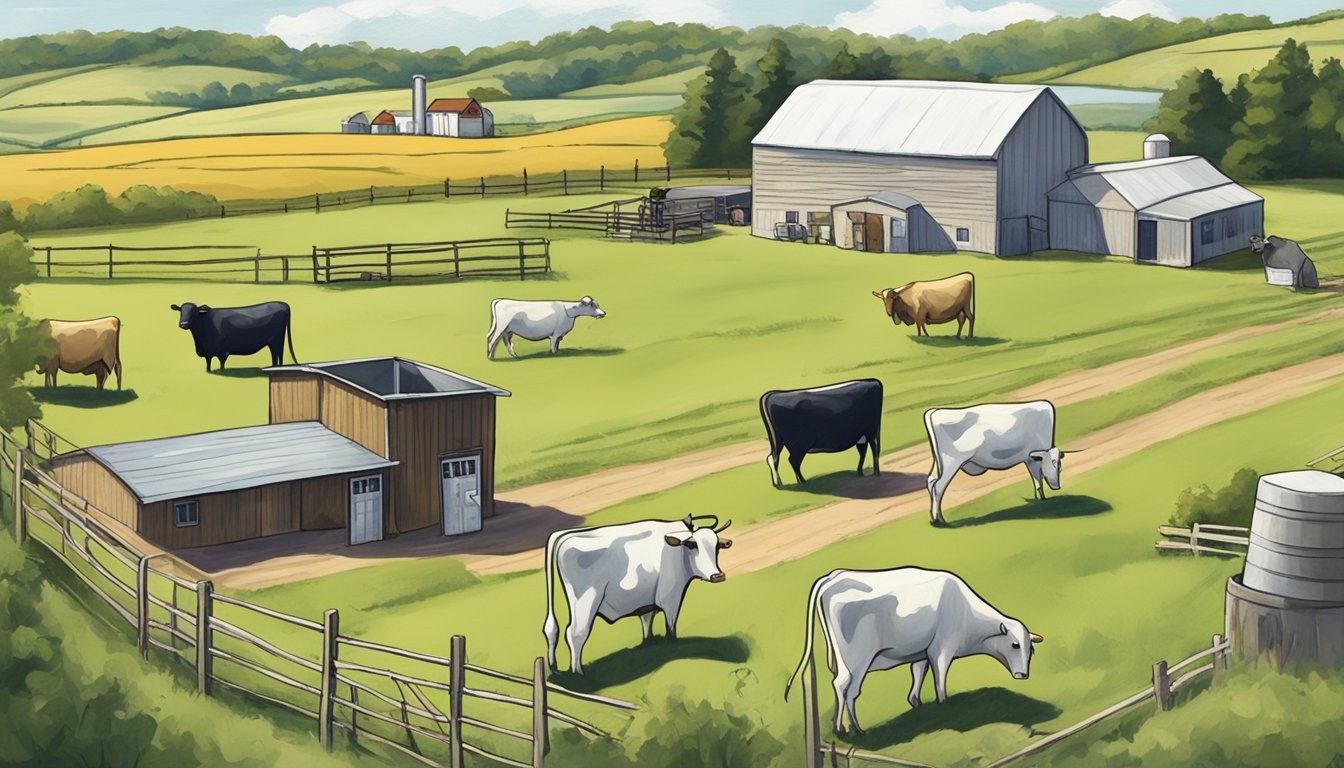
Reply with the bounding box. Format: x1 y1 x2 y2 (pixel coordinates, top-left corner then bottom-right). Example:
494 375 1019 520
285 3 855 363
487 296 606 359
759 379 882 487
924 400 1065 524
39 316 123 390
171 301 296 372
543 516 732 674
872 272 976 338
786 567 1043 733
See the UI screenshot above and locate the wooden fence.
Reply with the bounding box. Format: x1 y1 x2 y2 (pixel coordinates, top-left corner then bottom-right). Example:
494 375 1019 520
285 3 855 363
1155 523 1250 557
30 238 551 284
504 207 711 243
0 428 635 768
797 634 1232 768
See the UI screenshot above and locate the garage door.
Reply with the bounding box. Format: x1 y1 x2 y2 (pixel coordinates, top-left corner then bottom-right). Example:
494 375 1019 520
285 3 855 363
349 476 383 545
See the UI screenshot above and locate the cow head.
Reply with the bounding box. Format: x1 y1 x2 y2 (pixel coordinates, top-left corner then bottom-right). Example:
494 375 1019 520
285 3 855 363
664 518 732 583
871 287 915 325
1250 235 1267 253
1028 447 1063 491
983 620 1043 680
170 302 211 330
566 296 606 319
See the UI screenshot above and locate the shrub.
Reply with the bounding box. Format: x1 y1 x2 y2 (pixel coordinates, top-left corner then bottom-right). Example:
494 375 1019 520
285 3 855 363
1168 467 1259 528
467 85 511 101
0 201 17 234
15 184 220 233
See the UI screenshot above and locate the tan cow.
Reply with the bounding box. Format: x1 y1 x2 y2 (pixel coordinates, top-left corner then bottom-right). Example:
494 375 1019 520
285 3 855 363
872 272 976 339
39 317 123 390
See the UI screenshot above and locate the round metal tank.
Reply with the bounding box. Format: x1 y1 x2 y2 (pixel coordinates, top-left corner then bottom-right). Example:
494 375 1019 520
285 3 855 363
1243 470 1344 602
1143 133 1171 159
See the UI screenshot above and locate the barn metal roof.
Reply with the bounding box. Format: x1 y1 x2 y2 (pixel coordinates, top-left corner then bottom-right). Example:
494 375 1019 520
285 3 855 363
84 422 397 504
1054 156 1260 217
265 357 510 401
1143 184 1262 220
663 185 751 199
832 191 923 210
752 79 1065 159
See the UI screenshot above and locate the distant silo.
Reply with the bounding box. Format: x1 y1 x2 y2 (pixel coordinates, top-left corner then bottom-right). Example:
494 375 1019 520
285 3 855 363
1226 470 1344 668
1143 133 1171 160
412 74 427 136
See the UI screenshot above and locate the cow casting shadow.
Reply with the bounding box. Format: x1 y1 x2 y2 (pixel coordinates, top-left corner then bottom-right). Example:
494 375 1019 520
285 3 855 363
549 634 750 693
212 367 271 379
29 386 138 408
942 495 1111 529
842 687 1061 750
911 336 1008 348
490 346 626 362
783 470 928 501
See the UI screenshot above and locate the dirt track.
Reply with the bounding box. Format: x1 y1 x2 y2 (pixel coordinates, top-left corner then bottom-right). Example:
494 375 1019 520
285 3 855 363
180 305 1344 589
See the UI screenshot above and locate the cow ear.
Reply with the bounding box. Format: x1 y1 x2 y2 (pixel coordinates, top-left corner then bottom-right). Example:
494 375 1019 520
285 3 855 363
999 622 1009 636
872 291 884 299
170 304 181 311
664 534 684 547
717 539 733 550
198 305 211 313
1030 633 1044 644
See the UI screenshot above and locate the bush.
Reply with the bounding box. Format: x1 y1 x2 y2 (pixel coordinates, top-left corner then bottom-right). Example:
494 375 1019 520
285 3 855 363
467 85 511 102
0 201 17 234
14 184 220 233
1168 467 1259 528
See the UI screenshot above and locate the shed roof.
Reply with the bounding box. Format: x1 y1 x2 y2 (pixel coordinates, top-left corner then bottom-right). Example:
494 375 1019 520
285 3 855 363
428 98 479 114
1051 155 1261 220
752 79 1068 159
832 191 923 210
662 185 752 200
371 110 397 124
265 357 510 401
1143 184 1262 220
344 112 369 123
84 422 397 504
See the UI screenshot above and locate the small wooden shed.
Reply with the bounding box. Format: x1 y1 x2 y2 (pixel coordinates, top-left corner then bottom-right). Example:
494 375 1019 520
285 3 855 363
51 357 509 550
830 192 952 253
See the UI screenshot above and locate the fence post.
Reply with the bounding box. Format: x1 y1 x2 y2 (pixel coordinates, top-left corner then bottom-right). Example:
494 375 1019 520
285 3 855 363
370 186 375 204
386 244 393 283
220 205 226 219
311 246 319 283
1191 523 1201 557
137 557 150 658
284 202 289 213
45 247 51 278
563 169 568 195
453 244 460 279
634 159 639 183
13 450 25 545
196 580 213 694
802 653 822 768
523 168 529 196
450 634 465 768
544 240 550 273
600 165 605 192
254 249 261 284
666 163 670 182
319 609 339 750
446 178 451 198
727 168 732 181
108 244 114 280
519 241 526 280
532 657 549 766
325 254 332 284
1152 659 1172 711
480 177 486 198
282 256 290 282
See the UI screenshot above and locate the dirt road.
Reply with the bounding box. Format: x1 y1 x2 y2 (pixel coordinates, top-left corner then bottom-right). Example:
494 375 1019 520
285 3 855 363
186 305 1344 589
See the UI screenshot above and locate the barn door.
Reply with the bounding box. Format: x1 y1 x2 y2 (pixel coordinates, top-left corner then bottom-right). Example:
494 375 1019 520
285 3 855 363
441 455 483 536
348 475 384 545
889 217 909 253
1137 220 1158 262
864 214 884 253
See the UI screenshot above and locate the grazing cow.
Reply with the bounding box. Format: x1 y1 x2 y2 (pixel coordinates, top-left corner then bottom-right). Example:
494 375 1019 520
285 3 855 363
924 400 1065 524
487 296 606 359
759 379 882 487
785 567 1043 733
872 272 976 338
543 516 732 674
1251 235 1319 289
39 316 123 390
170 301 296 372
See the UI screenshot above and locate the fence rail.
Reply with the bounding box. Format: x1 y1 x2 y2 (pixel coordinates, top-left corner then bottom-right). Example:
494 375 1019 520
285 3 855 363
1155 523 1250 557
2 424 634 768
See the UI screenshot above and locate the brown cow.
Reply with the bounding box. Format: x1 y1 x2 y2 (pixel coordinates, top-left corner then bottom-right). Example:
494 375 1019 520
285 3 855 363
872 272 976 339
39 316 123 390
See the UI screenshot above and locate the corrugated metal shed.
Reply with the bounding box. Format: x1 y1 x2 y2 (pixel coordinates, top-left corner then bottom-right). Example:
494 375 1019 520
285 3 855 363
265 357 510 401
752 80 1063 159
1144 184 1263 220
1055 156 1258 216
85 422 398 503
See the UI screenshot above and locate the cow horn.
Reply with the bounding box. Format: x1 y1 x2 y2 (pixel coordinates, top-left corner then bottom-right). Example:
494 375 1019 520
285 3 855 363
871 290 883 299
1030 633 1044 644
715 519 732 534
1062 447 1087 454
689 514 719 530
681 515 695 531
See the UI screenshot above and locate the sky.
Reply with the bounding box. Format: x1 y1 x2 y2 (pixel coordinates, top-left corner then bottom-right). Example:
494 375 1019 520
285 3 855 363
2 0 1340 51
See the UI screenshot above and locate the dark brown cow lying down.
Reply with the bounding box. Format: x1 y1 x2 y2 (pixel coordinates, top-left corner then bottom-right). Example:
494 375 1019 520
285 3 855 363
872 272 976 339
39 316 122 389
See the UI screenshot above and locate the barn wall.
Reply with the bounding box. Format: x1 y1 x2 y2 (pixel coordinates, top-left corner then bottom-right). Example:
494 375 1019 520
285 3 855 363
830 201 906 251
1047 200 1109 253
1189 201 1264 266
319 379 388 457
1099 208 1138 259
51 453 139 530
997 94 1089 252
386 394 496 535
751 146 999 253
1153 218 1193 267
269 372 321 424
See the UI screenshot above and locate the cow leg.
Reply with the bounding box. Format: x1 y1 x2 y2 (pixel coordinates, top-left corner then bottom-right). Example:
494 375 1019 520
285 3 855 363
787 449 807 485
932 651 955 703
661 599 682 639
95 368 107 390
1026 461 1045 499
639 611 655 642
115 361 122 391
955 314 965 339
928 460 964 524
486 329 503 359
967 312 975 339
543 612 560 671
271 341 284 366
765 452 782 488
549 335 561 354
565 590 601 675
908 660 929 708
870 433 881 476
205 357 212 372
505 332 518 358
218 355 227 370
855 441 869 476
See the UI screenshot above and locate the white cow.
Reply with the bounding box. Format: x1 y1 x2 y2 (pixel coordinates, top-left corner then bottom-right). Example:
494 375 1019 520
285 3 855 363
924 400 1064 524
543 516 732 674
487 296 606 359
785 568 1043 733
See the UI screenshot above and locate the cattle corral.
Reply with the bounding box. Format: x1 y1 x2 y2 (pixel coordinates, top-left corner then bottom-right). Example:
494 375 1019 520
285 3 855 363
12 136 1344 767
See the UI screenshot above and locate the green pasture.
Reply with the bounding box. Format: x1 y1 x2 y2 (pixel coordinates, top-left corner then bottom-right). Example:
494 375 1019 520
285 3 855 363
0 64 295 109
562 67 703 97
0 103 187 146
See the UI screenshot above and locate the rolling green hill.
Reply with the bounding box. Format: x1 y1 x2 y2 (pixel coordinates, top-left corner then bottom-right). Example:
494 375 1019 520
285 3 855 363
0 64 294 109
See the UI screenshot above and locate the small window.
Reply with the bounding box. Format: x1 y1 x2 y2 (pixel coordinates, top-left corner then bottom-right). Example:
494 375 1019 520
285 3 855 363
785 211 799 224
1224 216 1236 239
1201 219 1215 245
956 228 970 242
891 218 908 239
174 500 199 528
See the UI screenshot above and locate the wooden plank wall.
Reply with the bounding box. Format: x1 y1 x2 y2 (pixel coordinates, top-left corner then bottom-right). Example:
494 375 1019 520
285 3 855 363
319 379 388 456
386 394 496 535
269 373 321 424
51 453 140 529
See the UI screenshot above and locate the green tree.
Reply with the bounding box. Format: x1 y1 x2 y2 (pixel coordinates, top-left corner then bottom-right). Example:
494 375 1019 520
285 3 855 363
821 42 857 79
0 233 48 431
750 38 796 136
200 80 230 106
1307 57 1344 175
854 47 896 79
1225 39 1321 179
1143 68 1239 163
467 85 511 102
229 81 254 102
663 48 755 168
0 202 17 234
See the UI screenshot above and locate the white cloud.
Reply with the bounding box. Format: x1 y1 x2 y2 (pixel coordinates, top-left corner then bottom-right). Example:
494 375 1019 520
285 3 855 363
1097 0 1176 20
834 0 1059 38
266 0 724 48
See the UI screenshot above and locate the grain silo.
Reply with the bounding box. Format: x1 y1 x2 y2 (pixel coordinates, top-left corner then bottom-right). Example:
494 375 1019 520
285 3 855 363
412 74 427 136
1226 470 1344 667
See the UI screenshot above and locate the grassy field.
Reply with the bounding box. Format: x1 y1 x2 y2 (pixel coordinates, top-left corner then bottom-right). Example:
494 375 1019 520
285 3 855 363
0 116 673 205
0 104 187 148
563 67 703 97
0 64 295 109
1047 16 1344 89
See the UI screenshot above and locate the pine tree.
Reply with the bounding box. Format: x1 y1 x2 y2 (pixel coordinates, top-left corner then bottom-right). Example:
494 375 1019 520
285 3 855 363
663 48 755 168
1225 39 1321 179
750 38 796 137
1143 68 1237 163
821 43 858 79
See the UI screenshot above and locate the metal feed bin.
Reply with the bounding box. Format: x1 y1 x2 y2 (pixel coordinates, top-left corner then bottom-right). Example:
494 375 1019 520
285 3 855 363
1226 470 1344 667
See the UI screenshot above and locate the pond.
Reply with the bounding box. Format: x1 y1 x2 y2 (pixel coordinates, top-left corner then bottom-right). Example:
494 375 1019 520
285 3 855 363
1045 85 1162 105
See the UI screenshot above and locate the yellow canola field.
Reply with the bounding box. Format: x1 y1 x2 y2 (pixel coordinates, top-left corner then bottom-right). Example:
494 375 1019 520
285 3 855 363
0 116 673 206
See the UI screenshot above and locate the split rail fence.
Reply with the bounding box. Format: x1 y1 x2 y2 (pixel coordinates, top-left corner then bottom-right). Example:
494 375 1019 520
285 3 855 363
1 426 635 768
797 634 1232 768
1155 524 1250 557
29 238 550 283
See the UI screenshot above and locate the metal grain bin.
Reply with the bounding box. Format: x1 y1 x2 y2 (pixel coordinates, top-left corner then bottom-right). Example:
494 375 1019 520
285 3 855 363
1243 470 1344 602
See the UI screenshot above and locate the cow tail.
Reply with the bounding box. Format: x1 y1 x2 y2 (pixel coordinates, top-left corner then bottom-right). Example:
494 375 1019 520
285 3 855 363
543 528 565 645
286 312 298 364
924 408 943 479
759 392 779 459
785 572 829 701
969 273 976 323
487 299 502 340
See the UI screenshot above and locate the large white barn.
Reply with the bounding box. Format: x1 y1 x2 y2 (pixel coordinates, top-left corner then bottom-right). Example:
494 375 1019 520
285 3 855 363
751 80 1089 256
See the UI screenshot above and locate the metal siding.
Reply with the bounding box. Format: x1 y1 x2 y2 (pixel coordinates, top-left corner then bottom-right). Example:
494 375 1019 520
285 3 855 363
320 379 389 456
1102 209 1138 258
1047 200 1109 253
1189 201 1263 265
386 394 496 535
996 94 1089 249
1153 218 1191 267
51 453 139 529
751 146 998 253
269 373 320 423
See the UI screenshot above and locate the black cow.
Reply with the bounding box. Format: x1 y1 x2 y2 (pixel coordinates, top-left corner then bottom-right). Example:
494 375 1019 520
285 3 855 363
759 379 883 487
170 301 297 372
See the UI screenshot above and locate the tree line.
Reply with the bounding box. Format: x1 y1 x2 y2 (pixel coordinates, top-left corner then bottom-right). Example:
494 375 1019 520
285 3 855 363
1145 38 1344 179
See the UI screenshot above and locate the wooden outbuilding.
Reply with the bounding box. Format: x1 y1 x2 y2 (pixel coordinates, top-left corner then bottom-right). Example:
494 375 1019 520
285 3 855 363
51 357 509 550
830 192 951 252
